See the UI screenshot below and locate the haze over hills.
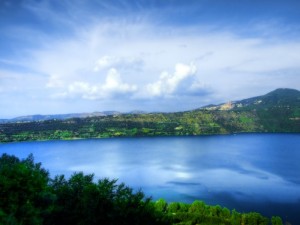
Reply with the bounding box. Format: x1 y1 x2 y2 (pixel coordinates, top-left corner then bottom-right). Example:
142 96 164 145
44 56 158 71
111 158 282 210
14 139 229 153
0 111 122 124
0 88 299 142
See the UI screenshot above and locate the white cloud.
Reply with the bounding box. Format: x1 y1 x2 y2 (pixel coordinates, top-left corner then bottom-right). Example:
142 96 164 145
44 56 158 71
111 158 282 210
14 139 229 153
93 56 114 71
16 22 300 110
102 68 137 96
46 74 64 88
57 68 137 100
27 22 300 94
145 63 209 98
2 14 300 116
93 56 143 72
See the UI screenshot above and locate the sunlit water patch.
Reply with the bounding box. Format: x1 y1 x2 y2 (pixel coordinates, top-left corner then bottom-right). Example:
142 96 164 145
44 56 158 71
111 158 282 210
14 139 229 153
1 134 299 224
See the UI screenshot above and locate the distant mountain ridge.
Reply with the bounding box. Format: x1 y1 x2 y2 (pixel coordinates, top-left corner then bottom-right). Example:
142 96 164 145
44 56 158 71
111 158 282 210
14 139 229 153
1 88 299 124
0 111 129 124
0 88 299 143
201 88 300 111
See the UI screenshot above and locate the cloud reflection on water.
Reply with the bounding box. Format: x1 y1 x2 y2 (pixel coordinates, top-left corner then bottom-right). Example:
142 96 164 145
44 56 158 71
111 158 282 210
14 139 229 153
1 134 300 219
45 138 300 204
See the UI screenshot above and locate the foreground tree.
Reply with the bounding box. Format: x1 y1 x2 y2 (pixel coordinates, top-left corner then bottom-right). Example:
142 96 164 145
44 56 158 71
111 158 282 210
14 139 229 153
0 154 52 225
0 154 284 225
48 173 169 225
271 216 283 225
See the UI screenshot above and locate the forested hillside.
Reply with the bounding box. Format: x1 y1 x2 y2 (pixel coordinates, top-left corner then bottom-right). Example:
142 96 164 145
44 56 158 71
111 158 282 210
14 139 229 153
0 88 299 142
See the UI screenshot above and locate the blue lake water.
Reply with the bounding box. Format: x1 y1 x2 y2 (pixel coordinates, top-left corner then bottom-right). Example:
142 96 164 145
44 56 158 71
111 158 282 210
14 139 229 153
0 133 299 224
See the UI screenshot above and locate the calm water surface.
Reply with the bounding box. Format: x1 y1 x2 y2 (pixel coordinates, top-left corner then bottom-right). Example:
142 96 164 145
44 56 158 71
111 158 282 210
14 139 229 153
0 134 299 224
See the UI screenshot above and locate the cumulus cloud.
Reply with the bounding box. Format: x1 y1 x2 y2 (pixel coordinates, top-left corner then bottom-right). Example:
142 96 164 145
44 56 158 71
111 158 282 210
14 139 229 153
56 68 137 100
29 21 300 103
2 5 300 115
102 68 137 96
145 63 209 98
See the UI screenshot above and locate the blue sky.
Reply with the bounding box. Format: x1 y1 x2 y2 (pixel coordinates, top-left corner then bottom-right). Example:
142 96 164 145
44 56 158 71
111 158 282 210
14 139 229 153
1 0 300 118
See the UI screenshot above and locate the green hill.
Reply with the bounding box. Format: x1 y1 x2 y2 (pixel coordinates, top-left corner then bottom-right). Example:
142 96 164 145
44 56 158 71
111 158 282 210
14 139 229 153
201 88 300 110
0 88 299 142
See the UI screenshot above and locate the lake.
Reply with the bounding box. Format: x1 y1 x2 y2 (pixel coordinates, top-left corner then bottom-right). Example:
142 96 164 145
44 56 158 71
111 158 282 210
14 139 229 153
0 133 299 224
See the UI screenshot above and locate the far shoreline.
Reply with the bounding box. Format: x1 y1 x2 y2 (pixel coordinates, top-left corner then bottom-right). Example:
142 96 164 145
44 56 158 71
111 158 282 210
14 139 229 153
1 131 299 144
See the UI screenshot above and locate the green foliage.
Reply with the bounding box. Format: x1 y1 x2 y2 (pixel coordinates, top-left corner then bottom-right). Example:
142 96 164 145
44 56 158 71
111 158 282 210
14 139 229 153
1 105 299 143
0 88 299 143
0 154 286 225
154 199 276 225
189 200 207 214
230 209 242 225
48 173 167 225
0 154 51 225
155 198 168 213
0 154 166 225
241 212 269 225
168 202 181 213
271 216 283 225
